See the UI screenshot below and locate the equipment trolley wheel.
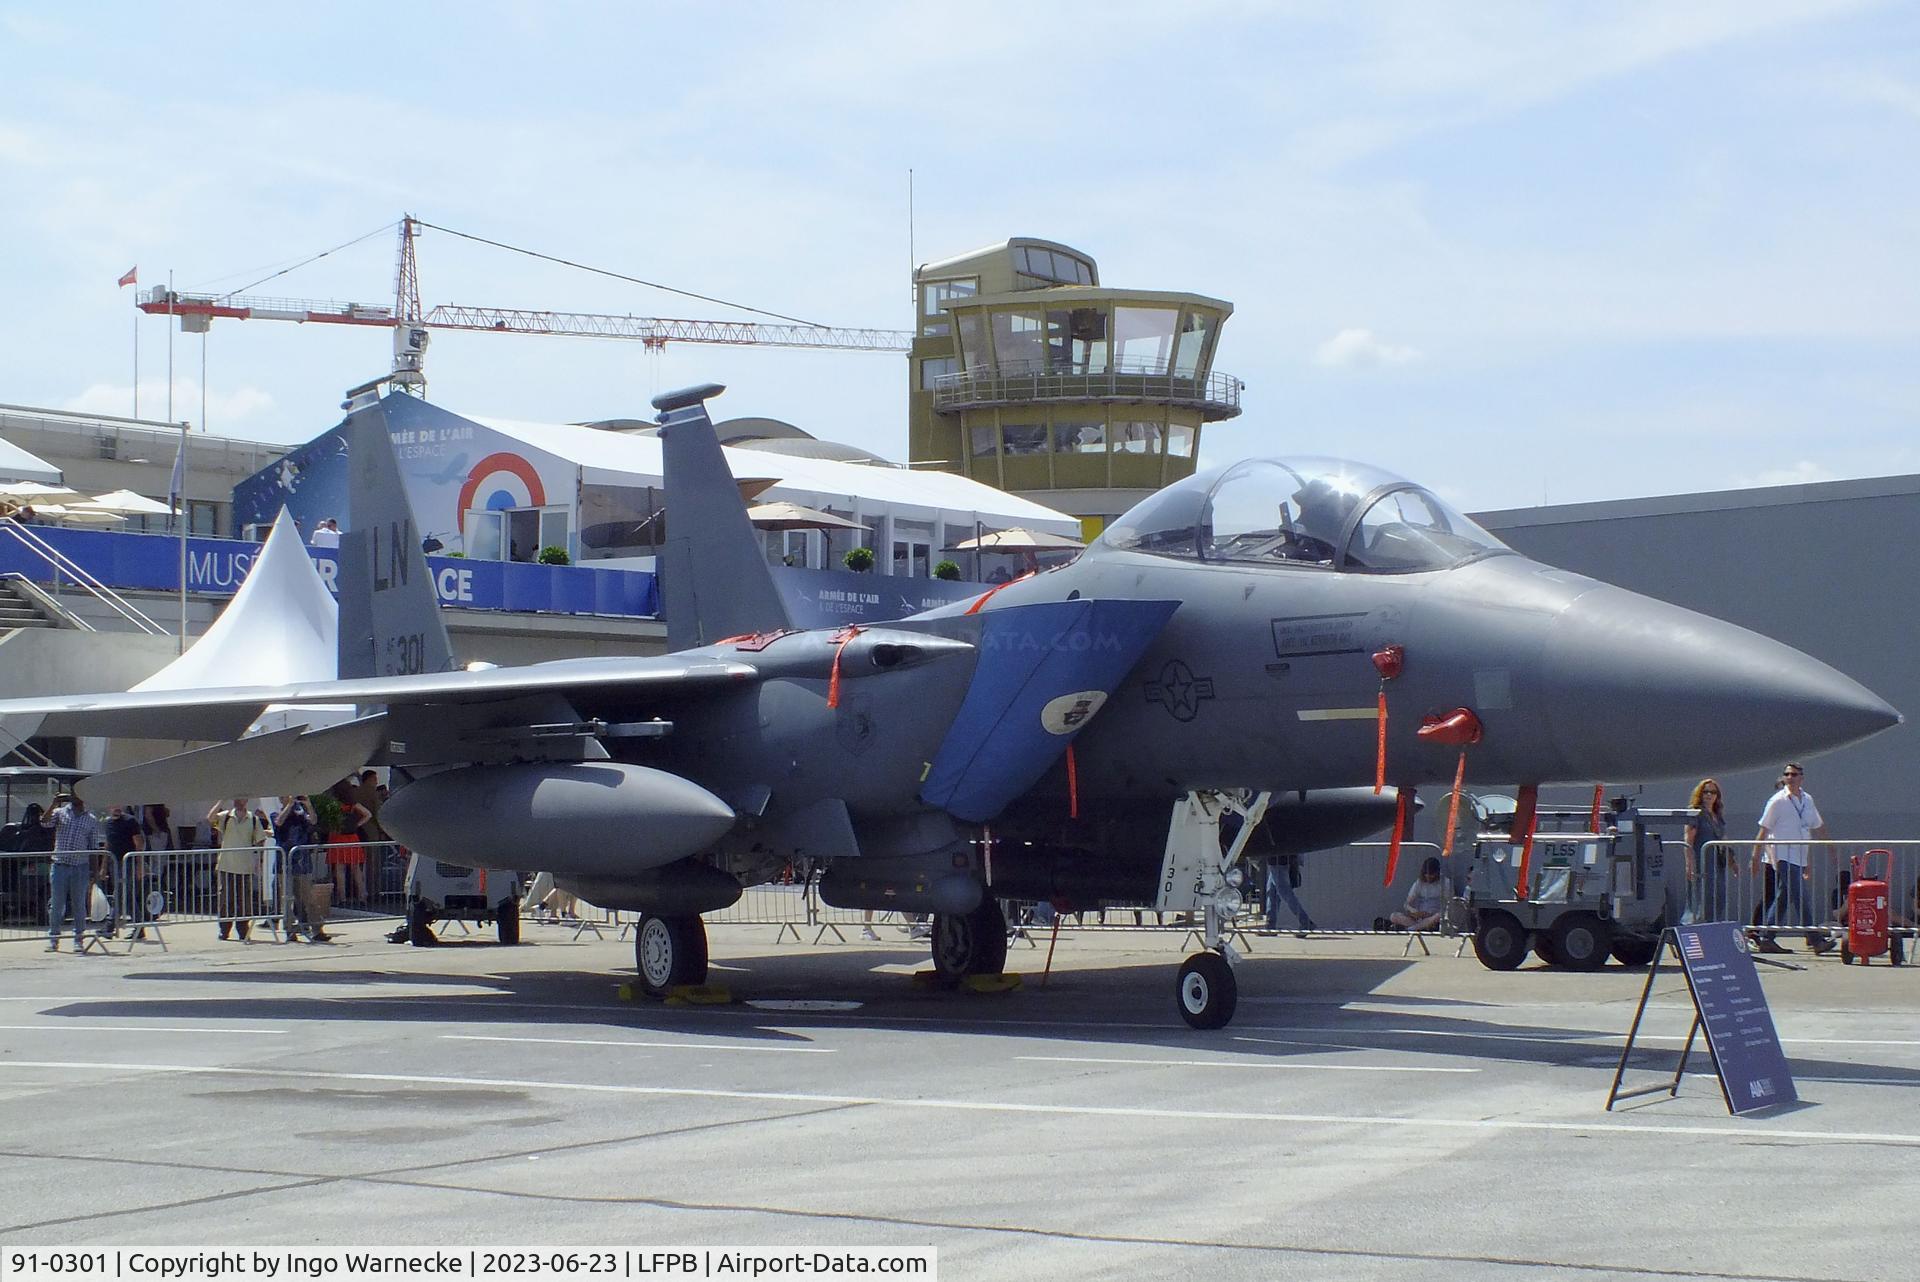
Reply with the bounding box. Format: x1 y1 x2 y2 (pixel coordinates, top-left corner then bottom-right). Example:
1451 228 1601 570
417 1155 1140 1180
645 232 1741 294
1472 912 1528 970
406 898 436 948
1176 951 1238 1029
1551 912 1611 971
496 900 520 946
634 913 708 997
931 898 1008 979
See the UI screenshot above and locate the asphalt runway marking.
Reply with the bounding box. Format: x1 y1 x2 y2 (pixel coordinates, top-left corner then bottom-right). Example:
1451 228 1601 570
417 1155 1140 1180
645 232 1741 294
1016 1054 1477 1073
1236 1027 1920 1051
9 1059 1920 1147
443 1034 834 1054
0 1024 283 1035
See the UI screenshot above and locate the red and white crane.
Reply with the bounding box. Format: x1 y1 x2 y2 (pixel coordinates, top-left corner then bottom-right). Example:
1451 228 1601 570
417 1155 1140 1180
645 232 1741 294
137 216 911 394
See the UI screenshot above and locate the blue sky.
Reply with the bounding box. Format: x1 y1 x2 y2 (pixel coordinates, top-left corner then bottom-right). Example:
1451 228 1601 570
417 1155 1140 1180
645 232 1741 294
2 1 1915 508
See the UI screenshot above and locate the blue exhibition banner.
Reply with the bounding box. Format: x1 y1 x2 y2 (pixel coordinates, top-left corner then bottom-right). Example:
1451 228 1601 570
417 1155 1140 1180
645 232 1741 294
0 525 660 618
771 565 985 628
1673 921 1798 1114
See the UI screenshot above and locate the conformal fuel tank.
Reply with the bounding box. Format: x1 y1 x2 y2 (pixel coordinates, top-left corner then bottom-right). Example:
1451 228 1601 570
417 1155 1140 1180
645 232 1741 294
381 761 736 876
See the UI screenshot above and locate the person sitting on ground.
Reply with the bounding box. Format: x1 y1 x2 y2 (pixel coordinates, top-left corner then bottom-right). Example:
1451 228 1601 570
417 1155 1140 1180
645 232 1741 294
1390 857 1449 933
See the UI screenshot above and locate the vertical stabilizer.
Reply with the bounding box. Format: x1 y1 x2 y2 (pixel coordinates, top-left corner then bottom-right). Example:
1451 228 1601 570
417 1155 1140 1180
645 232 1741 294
657 383 794 651
337 399 455 678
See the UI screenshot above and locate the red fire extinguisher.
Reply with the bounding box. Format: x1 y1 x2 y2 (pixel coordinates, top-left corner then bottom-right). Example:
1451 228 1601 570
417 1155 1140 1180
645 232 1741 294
1843 849 1892 965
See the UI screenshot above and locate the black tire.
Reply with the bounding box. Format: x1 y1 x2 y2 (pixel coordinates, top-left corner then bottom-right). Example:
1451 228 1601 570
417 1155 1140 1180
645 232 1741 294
633 913 707 998
406 899 436 947
931 898 1008 979
496 901 520 946
1551 912 1611 971
1176 952 1238 1030
1610 936 1659 968
1532 936 1558 966
1472 912 1527 971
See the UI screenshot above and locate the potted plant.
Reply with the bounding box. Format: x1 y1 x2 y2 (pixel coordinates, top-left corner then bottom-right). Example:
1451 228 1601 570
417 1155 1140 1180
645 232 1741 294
933 559 961 581
538 545 571 566
843 546 875 573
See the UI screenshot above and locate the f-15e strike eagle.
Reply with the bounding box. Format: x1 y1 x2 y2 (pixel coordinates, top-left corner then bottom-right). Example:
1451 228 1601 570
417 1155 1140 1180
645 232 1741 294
4 385 1897 1026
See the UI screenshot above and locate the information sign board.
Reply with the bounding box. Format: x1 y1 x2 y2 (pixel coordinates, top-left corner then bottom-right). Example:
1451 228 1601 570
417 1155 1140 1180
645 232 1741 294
1672 921 1798 1114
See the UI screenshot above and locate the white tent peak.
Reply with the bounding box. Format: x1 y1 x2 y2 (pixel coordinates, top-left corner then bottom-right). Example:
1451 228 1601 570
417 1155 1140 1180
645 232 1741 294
135 508 338 692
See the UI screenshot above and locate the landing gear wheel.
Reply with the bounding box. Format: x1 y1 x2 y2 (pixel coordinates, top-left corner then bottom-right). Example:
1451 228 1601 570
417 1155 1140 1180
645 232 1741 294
406 899 436 947
1472 912 1527 971
496 901 520 946
1551 912 1611 971
1176 952 1238 1029
634 913 709 998
1532 936 1559 966
931 899 1008 980
1609 937 1659 968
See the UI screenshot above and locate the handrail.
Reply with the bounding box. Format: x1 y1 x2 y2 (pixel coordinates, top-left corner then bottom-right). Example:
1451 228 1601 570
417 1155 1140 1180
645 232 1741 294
0 717 58 770
0 572 94 632
932 359 1243 416
0 519 168 635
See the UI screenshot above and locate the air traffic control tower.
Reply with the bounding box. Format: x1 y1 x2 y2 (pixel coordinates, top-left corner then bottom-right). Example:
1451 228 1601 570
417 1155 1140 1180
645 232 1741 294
907 238 1241 540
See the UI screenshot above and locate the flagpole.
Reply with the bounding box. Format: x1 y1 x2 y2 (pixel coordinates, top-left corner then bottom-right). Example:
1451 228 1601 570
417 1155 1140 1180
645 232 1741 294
167 271 186 654
132 306 140 421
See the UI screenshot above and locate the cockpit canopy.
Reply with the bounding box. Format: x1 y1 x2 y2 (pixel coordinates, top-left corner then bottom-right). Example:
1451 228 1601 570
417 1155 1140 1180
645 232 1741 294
1097 456 1511 573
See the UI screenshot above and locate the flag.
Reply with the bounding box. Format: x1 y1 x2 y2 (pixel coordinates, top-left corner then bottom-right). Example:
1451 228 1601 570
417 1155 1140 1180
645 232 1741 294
117 266 138 288
167 430 185 522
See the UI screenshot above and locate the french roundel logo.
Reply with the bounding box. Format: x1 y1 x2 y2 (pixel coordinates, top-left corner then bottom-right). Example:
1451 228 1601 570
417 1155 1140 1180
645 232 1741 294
456 452 547 515
1040 690 1107 735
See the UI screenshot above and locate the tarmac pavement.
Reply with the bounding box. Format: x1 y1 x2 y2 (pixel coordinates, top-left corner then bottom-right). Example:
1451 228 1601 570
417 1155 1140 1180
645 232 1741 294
0 917 1916 1281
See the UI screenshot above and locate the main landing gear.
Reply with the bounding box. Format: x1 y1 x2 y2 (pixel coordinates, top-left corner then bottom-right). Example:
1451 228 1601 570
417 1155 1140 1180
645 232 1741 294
930 898 1008 980
634 913 709 998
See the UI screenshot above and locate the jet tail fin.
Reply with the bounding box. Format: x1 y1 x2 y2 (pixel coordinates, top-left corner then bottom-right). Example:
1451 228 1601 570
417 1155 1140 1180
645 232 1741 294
337 399 456 678
656 383 795 651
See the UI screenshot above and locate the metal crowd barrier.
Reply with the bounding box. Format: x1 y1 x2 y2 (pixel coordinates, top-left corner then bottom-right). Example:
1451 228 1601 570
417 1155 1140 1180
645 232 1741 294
1697 839 1917 957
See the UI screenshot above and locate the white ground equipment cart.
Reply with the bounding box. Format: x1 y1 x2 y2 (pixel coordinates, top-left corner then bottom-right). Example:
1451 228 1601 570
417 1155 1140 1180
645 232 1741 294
404 856 523 946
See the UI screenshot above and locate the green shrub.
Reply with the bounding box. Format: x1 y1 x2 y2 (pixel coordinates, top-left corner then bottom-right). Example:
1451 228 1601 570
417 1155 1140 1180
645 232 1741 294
538 545 571 566
843 546 875 573
933 559 961 581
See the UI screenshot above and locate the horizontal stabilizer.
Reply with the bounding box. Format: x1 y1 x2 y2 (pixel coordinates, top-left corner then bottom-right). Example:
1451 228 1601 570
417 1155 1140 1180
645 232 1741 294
82 715 389 801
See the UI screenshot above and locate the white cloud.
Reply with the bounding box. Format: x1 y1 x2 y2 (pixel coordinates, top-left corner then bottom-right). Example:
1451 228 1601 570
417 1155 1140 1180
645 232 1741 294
1312 327 1423 369
1733 459 1841 488
62 379 276 429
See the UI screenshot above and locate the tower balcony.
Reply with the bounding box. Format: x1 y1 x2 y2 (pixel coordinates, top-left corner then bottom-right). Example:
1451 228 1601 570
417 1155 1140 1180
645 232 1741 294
932 359 1243 421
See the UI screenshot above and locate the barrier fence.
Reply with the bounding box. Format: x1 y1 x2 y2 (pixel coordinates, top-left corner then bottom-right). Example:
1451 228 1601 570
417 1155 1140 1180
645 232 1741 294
5 834 1914 961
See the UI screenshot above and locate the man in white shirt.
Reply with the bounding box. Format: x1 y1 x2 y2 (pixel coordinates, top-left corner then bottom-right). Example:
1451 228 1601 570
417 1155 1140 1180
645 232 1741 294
1751 762 1833 955
309 517 340 549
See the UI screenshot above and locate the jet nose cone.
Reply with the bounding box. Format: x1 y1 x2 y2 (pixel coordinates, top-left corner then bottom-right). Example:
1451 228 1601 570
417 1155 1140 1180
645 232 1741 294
1542 587 1900 780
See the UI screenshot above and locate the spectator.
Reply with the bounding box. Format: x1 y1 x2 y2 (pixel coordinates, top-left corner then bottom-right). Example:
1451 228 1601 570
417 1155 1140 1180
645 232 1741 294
328 780 372 906
351 770 387 903
208 797 267 941
45 792 100 952
1751 762 1835 955
274 795 330 943
309 517 340 549
1390 856 1449 932
102 804 145 939
1686 778 1730 923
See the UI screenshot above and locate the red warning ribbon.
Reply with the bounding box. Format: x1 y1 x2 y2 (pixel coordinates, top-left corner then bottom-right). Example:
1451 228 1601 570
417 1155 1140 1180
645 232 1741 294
1384 786 1414 886
826 625 862 709
1512 784 1540 901
1065 741 1079 820
1589 783 1605 834
1370 646 1403 796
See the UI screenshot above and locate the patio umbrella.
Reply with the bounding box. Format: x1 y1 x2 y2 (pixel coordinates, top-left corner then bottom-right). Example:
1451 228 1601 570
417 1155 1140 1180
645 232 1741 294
947 526 1085 552
0 481 78 500
71 488 172 516
29 504 125 526
746 501 871 532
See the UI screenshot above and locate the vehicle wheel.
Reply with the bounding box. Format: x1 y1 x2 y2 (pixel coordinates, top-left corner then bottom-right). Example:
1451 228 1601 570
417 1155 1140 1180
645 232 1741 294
1472 913 1527 970
1551 912 1611 971
406 899 436 947
634 913 708 998
931 898 1008 979
496 901 520 946
1176 951 1238 1029
1610 936 1659 968
1532 935 1558 966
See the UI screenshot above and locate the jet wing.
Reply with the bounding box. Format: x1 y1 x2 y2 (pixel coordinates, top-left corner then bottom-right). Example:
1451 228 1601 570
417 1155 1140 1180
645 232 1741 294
81 715 391 800
0 653 759 740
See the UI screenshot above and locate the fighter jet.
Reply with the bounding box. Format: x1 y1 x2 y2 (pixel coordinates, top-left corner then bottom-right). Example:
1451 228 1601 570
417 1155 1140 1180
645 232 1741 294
5 385 1897 1027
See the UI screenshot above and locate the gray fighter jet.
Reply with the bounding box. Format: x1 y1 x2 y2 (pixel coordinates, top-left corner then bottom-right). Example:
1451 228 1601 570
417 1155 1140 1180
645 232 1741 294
5 386 1897 1027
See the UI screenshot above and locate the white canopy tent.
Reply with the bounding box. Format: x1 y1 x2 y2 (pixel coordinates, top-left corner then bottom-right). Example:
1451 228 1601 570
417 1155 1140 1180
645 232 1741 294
0 438 62 485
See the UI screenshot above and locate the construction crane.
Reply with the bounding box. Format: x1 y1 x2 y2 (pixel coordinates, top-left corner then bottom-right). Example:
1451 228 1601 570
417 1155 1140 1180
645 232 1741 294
136 216 912 395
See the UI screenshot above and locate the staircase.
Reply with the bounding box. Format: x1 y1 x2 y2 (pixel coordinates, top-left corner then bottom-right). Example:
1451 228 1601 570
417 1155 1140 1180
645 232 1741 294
0 578 59 630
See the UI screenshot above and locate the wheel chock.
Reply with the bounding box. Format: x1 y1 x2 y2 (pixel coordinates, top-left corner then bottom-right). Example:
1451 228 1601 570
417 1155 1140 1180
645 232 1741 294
617 983 637 1002
963 973 1022 994
665 983 734 1006
911 969 956 988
